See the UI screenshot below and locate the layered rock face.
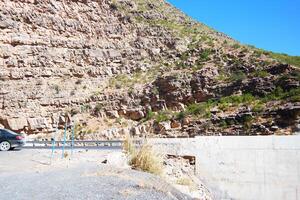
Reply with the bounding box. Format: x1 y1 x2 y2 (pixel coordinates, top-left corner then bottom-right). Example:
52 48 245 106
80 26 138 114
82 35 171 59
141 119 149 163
0 0 180 134
0 0 299 138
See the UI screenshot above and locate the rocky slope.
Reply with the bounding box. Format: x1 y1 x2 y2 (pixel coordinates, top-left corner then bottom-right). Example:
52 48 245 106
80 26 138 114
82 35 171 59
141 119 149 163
0 0 299 139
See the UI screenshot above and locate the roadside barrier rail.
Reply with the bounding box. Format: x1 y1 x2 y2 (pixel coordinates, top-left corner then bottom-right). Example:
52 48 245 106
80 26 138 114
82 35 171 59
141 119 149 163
26 140 123 147
25 140 143 148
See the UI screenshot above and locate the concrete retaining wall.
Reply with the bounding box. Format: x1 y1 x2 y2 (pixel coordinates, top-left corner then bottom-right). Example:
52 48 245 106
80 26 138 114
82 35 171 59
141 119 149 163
150 136 300 200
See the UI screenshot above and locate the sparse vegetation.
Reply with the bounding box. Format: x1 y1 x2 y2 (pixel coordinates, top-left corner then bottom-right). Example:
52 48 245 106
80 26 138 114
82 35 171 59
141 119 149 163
80 104 92 113
53 85 60 94
176 177 193 186
155 111 172 123
269 52 300 67
252 70 269 78
232 43 241 49
73 123 94 140
230 70 247 82
143 111 155 122
109 70 158 89
198 49 213 63
93 103 102 116
130 144 163 175
124 135 163 175
75 79 82 85
262 87 300 102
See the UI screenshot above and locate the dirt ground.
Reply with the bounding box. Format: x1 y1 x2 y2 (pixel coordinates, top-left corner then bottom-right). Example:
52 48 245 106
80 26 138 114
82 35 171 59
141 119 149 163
0 149 192 200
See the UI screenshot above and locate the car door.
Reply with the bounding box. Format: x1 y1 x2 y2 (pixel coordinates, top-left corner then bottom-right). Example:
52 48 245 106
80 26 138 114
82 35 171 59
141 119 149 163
0 130 4 142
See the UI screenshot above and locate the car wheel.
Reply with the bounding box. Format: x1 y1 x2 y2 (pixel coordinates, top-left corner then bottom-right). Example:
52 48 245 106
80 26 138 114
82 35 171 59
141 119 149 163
0 141 11 151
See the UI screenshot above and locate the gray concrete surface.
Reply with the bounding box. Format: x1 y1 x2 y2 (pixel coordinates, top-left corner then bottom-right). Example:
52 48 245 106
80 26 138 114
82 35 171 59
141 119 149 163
150 136 300 200
0 149 191 200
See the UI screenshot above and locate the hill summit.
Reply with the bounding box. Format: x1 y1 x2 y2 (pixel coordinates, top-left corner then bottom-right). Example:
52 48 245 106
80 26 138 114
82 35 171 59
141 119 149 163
0 0 299 138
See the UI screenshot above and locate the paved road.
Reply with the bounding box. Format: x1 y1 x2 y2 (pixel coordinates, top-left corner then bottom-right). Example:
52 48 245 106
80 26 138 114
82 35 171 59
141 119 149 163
0 149 191 200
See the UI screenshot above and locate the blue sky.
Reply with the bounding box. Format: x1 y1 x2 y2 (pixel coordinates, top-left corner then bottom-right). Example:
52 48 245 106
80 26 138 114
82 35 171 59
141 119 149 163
167 0 300 56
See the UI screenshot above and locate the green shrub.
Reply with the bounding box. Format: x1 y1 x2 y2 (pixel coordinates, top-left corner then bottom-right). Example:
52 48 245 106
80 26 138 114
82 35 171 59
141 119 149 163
186 102 212 118
253 70 269 78
252 102 265 112
155 111 171 123
232 43 241 49
269 52 300 67
143 111 155 122
230 70 247 82
219 93 255 105
186 103 205 115
81 104 92 113
53 85 60 94
175 111 186 120
93 103 102 115
198 49 212 62
219 120 229 128
291 95 300 102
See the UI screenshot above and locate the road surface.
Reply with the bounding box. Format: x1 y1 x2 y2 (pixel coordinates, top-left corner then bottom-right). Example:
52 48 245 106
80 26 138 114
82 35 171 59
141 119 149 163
0 149 191 200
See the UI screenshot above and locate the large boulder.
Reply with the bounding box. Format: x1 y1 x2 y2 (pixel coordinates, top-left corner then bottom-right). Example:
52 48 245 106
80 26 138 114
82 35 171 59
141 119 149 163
7 118 28 131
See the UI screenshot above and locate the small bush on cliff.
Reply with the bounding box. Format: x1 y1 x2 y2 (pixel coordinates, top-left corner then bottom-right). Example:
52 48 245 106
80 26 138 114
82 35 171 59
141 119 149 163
253 70 269 78
175 111 186 120
53 85 60 94
232 43 241 49
269 52 300 67
198 49 213 62
230 70 247 82
217 93 255 111
186 102 212 118
143 111 155 122
93 103 102 115
155 111 171 123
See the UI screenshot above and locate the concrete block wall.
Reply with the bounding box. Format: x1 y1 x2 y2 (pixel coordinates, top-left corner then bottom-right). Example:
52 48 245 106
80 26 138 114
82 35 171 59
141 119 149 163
150 136 300 200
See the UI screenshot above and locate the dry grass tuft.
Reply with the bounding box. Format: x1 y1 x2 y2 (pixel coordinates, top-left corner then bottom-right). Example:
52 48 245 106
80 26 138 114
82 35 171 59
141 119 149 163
123 135 163 175
123 134 136 155
130 144 163 175
176 177 192 186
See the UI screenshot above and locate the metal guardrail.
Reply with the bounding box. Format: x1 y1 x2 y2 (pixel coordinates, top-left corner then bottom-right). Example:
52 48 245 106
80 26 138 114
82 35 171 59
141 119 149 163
26 140 124 148
25 140 143 148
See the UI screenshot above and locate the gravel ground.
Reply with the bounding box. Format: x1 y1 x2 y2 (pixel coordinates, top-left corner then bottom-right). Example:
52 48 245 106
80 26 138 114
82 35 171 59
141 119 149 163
0 149 192 200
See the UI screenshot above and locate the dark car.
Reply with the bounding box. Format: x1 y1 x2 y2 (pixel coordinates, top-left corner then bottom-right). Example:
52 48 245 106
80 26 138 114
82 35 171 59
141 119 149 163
0 129 25 151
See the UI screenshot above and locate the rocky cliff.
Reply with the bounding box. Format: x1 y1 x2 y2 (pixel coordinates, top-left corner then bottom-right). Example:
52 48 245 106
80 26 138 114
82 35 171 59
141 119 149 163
0 0 299 139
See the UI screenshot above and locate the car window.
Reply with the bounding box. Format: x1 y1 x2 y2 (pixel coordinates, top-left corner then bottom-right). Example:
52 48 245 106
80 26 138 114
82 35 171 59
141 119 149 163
3 129 17 136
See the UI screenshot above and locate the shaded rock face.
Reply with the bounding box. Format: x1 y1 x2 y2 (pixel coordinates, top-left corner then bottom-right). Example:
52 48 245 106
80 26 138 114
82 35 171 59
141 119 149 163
245 77 276 96
154 75 193 108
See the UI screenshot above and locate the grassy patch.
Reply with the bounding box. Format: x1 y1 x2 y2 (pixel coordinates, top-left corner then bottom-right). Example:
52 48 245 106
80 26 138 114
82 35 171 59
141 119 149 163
232 43 241 49
218 93 255 111
252 70 269 78
198 49 213 63
93 103 102 116
262 87 300 102
109 70 158 89
175 102 212 119
155 111 172 123
269 52 300 67
230 70 247 82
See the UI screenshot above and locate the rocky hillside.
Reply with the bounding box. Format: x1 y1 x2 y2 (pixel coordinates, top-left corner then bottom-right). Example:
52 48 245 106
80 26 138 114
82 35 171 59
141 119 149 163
0 0 299 139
